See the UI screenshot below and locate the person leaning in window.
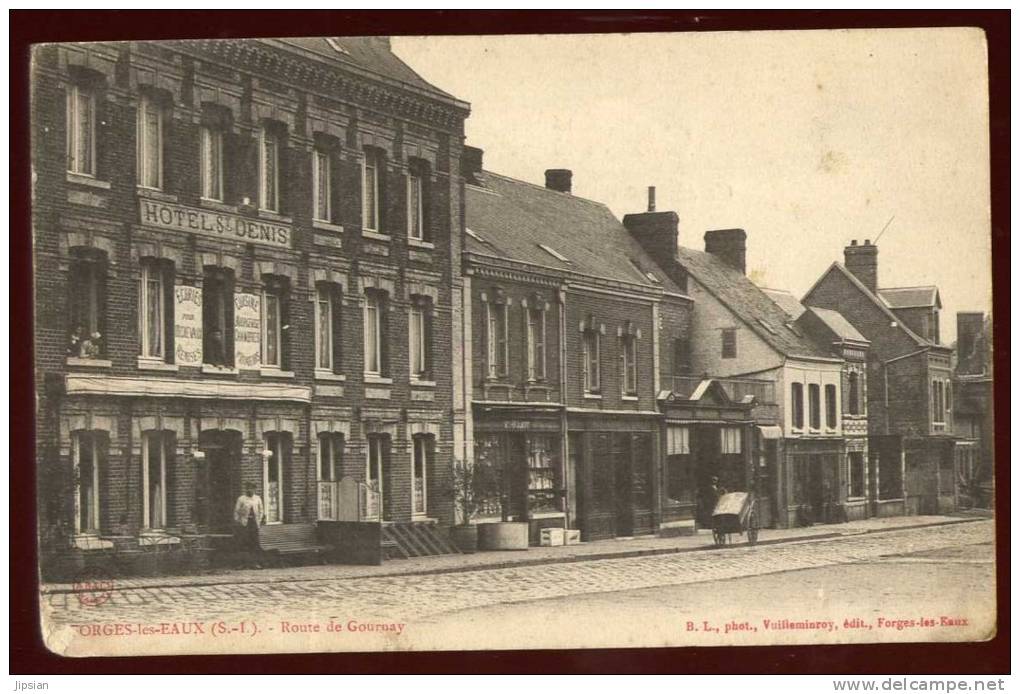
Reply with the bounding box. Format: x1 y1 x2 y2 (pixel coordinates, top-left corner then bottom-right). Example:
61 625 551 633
233 483 265 568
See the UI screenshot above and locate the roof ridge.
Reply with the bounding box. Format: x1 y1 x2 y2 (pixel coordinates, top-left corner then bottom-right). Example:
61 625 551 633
879 285 939 292
823 263 931 347
481 170 613 211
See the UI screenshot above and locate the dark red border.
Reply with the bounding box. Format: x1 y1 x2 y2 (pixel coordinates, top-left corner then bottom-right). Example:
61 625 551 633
10 10 1010 675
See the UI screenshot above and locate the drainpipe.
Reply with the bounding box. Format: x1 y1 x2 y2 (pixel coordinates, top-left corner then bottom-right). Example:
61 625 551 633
558 286 570 528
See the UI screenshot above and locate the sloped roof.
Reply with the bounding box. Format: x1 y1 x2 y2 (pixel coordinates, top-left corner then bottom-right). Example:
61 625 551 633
274 37 457 100
675 246 832 359
762 288 806 319
878 286 941 309
805 306 869 343
465 171 683 294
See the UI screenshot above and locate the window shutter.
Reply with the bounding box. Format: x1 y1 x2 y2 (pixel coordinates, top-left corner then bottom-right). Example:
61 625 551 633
244 134 259 205
331 287 343 374
422 170 432 242
222 131 236 205
278 139 290 216
224 273 236 367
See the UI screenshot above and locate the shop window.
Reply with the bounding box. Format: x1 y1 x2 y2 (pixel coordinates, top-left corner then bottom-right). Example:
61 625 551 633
263 433 289 524
259 125 280 213
261 277 289 369
666 426 693 503
526 434 562 515
412 434 431 517
791 383 804 429
721 327 737 359
848 452 866 499
527 307 546 381
583 329 601 394
407 159 429 241
362 148 384 232
364 289 389 377
848 371 860 415
139 258 174 362
318 432 343 483
72 431 106 534
313 146 333 223
825 384 838 429
315 283 342 374
200 126 224 201
486 300 508 379
137 94 164 190
622 334 638 395
808 384 821 429
68 249 107 359
142 431 174 530
202 267 234 367
66 83 96 176
720 426 742 454
409 295 432 381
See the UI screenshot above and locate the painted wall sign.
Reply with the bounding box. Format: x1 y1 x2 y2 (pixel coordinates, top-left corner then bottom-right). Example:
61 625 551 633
173 284 203 367
234 292 262 370
139 199 291 249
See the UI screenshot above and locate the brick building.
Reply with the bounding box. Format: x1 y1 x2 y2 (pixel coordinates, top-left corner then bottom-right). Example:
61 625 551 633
33 37 470 569
951 311 993 508
803 240 958 516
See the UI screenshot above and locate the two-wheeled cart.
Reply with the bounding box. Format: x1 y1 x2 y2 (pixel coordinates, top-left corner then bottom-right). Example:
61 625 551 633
711 491 760 547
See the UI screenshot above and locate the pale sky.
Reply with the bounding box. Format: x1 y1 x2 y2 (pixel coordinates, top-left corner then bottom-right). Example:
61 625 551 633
393 28 991 344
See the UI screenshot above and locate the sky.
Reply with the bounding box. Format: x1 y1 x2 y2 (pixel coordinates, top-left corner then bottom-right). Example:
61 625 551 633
392 28 991 345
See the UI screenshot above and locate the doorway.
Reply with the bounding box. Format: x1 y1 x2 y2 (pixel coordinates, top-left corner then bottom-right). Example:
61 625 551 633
197 430 241 532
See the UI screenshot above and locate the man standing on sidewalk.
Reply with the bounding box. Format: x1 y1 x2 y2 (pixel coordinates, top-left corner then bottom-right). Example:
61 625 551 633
234 483 265 567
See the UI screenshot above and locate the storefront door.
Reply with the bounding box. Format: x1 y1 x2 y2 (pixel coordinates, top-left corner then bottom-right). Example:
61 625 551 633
613 434 634 537
198 430 241 532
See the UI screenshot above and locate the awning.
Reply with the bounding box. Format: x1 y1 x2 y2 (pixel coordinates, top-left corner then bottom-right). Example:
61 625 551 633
758 425 783 440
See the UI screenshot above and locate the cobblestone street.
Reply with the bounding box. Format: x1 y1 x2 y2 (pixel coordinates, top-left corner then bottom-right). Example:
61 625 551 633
41 519 994 655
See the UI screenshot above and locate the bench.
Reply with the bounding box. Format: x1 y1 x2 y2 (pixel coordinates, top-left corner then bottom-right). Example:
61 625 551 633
257 523 329 558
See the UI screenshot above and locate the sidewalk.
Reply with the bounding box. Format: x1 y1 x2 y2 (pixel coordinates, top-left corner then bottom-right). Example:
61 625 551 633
42 514 986 594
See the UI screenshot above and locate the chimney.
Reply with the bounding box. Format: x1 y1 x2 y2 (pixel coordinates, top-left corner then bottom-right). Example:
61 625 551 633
844 239 878 294
704 229 747 275
956 312 986 374
545 169 572 194
461 145 483 186
623 193 684 290
647 186 656 212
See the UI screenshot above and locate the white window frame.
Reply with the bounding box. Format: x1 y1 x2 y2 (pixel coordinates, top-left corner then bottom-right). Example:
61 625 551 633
141 431 169 530
317 432 342 483
314 284 334 372
808 383 821 430
720 426 743 454
412 435 428 517
623 334 638 395
72 432 101 535
259 127 280 213
791 382 805 430
263 433 285 524
137 95 164 190
667 426 690 455
66 84 96 176
362 150 380 231
407 167 424 240
313 147 332 223
364 291 382 376
261 286 282 368
200 126 224 201
409 298 427 380
527 307 546 381
583 330 601 393
366 435 385 519
139 261 166 360
486 301 508 378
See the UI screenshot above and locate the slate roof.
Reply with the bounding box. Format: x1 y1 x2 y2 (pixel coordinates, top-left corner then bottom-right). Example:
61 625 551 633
804 306 869 344
465 171 683 294
275 37 458 101
674 246 833 359
878 286 941 309
762 288 806 319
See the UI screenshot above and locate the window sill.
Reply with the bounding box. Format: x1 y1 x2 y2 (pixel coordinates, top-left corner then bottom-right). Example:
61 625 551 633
364 374 393 385
136 186 177 203
66 172 111 190
260 367 295 379
362 229 391 243
66 357 112 368
528 511 566 520
315 370 347 382
313 219 345 234
202 364 238 375
622 394 639 401
411 379 436 388
846 497 868 503
137 358 179 372
583 393 603 400
258 209 292 223
408 237 434 250
199 198 235 213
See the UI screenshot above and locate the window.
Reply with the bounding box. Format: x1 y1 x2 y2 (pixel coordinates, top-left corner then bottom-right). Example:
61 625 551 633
527 307 546 381
932 379 945 423
259 127 279 212
583 330 601 393
66 84 95 175
825 384 838 429
263 432 288 524
318 433 343 483
364 290 387 376
202 267 234 367
362 148 381 231
808 384 821 429
200 126 223 201
673 337 691 376
848 452 866 499
313 147 332 222
409 296 431 380
137 95 163 189
486 301 508 378
72 431 104 534
945 380 952 413
848 371 860 415
791 383 804 429
139 259 171 361
407 163 425 240
366 434 387 520
142 431 173 530
412 435 430 516
721 328 737 359
667 426 690 456
720 427 742 454
261 281 286 369
622 335 637 395
315 284 342 373
68 249 106 359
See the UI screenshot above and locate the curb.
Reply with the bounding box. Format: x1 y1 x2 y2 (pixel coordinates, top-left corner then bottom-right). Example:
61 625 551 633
41 516 986 595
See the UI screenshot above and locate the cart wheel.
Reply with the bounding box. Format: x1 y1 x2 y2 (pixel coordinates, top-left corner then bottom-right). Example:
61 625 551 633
712 528 726 547
747 512 759 546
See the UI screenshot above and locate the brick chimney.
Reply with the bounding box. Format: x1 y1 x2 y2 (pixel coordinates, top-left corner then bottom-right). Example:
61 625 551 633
844 239 878 294
623 187 686 289
956 311 986 374
545 169 572 194
461 145 483 186
704 229 747 275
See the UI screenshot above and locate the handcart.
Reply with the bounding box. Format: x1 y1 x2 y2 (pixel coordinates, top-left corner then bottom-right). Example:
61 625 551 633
711 491 759 547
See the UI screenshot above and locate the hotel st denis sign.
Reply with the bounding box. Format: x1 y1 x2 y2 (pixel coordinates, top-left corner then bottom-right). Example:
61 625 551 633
139 199 292 249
